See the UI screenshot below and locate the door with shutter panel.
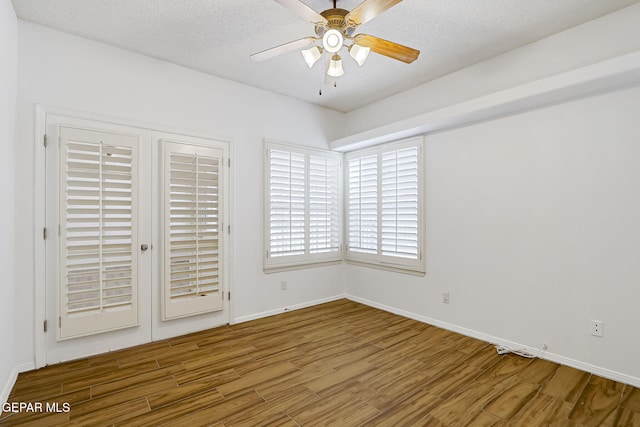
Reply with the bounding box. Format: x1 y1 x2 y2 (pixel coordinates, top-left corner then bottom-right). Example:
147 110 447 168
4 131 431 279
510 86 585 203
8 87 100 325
162 141 225 320
58 126 142 339
45 121 153 363
44 116 229 364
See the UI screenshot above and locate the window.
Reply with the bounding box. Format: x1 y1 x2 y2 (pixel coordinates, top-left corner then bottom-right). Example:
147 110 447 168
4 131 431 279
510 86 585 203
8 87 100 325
346 137 425 274
265 141 342 271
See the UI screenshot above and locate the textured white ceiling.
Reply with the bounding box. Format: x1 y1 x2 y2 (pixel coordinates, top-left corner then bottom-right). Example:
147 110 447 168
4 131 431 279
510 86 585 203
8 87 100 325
11 0 640 112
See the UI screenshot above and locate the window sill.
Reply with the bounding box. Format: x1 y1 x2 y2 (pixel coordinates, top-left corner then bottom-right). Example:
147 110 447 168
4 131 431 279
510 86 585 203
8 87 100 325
263 259 343 274
345 259 426 276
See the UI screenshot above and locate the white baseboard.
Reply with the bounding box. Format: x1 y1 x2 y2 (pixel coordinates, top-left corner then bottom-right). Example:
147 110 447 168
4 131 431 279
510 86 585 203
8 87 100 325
233 294 348 324
347 295 640 388
1 362 35 407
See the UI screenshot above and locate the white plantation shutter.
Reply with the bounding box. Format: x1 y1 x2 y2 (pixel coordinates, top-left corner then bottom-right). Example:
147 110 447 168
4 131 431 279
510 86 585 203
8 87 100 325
269 149 306 257
265 142 342 270
59 126 139 339
381 146 419 259
163 142 224 320
346 137 424 273
309 154 340 254
347 154 378 254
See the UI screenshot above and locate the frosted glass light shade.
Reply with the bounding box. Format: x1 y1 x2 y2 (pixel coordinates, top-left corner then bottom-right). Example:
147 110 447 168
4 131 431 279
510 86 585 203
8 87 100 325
349 44 370 66
301 46 322 68
327 54 344 77
322 29 343 53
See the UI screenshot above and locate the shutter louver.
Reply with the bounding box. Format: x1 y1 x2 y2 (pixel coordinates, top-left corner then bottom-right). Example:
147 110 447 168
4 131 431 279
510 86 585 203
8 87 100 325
60 127 139 339
269 149 306 257
381 146 419 259
309 155 340 254
348 155 378 254
163 142 223 320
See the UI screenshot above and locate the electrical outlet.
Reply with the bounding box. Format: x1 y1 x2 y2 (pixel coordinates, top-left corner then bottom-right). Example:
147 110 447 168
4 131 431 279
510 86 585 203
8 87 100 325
280 281 287 290
591 320 603 337
442 292 450 304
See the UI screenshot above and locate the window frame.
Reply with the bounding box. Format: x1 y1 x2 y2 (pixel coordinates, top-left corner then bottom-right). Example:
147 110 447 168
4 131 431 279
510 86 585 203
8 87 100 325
264 140 343 272
345 137 426 275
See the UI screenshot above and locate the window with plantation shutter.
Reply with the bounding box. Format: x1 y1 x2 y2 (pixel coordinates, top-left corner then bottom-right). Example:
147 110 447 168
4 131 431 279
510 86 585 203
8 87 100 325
347 154 378 254
163 141 224 320
381 146 420 259
268 149 306 258
59 126 140 339
309 154 341 254
346 137 425 274
265 141 342 271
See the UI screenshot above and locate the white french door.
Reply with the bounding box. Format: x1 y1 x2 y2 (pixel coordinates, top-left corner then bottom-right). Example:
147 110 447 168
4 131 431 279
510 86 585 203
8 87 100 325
43 114 230 364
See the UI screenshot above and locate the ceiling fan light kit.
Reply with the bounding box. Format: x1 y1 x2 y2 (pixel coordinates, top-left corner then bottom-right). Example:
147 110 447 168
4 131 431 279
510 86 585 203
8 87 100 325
322 28 344 53
349 43 370 66
327 54 345 77
301 46 323 67
251 0 420 87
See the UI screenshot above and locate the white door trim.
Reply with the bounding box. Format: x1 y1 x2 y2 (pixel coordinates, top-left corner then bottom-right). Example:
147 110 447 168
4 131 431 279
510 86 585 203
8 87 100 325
34 105 47 369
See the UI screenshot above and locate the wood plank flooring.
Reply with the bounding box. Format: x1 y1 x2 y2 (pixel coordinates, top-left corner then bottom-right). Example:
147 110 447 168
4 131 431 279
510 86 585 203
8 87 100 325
2 299 639 426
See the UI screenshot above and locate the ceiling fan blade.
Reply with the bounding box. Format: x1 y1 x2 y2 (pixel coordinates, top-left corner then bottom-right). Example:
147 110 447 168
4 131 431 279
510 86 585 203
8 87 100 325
353 34 419 63
273 0 328 25
345 0 403 27
250 37 317 62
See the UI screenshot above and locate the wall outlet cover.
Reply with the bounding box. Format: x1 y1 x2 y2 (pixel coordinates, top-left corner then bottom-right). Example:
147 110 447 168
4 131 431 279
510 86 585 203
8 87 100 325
591 319 603 337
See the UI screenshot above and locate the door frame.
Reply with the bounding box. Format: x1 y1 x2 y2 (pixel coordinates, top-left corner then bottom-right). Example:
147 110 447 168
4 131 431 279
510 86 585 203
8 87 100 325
34 105 235 368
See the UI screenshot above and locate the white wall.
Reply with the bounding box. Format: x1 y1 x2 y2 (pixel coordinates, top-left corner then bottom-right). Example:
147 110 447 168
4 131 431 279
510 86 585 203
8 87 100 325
15 22 346 367
347 84 640 385
0 0 18 403
343 2 640 137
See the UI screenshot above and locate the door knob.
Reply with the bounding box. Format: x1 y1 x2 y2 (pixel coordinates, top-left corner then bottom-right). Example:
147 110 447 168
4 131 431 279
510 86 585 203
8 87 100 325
141 244 149 251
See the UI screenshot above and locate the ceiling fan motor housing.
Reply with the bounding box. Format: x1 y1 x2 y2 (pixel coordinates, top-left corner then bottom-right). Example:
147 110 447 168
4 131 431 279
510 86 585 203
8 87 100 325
315 8 355 37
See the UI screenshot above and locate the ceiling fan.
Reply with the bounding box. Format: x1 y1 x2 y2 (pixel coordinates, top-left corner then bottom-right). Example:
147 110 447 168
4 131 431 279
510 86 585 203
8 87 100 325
250 0 420 81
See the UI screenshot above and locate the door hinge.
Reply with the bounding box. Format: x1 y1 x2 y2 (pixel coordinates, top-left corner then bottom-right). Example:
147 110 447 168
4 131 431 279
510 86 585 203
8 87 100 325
228 291 231 301
43 134 48 148
228 158 231 168
58 316 61 328
43 320 48 333
43 227 47 240
228 225 231 234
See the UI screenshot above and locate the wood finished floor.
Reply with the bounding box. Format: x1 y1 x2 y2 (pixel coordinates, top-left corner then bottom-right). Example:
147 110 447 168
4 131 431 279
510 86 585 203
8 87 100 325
2 299 639 426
